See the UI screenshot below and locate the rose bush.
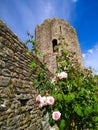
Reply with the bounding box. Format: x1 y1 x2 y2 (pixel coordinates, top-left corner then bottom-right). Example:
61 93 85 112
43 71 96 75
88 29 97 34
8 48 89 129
26 38 98 130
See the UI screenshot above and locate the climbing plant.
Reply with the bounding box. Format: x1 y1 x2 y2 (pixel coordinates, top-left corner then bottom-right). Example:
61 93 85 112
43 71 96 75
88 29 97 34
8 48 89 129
26 36 98 130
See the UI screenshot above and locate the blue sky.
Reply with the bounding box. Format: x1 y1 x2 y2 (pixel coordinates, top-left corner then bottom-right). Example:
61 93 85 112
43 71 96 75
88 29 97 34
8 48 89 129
0 0 98 74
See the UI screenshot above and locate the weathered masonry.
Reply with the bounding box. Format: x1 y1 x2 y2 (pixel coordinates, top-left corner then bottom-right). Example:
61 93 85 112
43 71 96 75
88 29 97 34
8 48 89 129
0 20 52 130
35 18 84 74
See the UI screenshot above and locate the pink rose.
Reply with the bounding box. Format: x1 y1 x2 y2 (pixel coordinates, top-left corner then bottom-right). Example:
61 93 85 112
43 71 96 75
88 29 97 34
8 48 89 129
39 103 43 108
57 72 67 79
36 95 42 102
46 96 55 105
52 111 61 121
40 96 47 105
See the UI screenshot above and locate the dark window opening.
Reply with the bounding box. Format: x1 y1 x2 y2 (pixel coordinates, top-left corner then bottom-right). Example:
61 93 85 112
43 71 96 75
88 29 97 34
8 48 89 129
60 26 61 32
60 26 62 34
19 99 29 106
52 39 58 53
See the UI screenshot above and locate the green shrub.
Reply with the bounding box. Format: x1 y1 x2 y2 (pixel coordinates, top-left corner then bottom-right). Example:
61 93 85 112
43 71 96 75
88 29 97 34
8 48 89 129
27 38 98 130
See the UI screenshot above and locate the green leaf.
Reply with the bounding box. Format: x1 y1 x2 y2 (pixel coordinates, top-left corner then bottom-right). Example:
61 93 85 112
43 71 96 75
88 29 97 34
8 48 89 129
65 113 69 119
93 116 98 122
25 50 32 57
74 105 83 117
32 79 38 86
64 41 68 46
38 72 44 80
58 81 66 87
26 39 36 45
64 93 75 102
61 60 67 67
59 119 66 130
37 51 44 57
29 61 37 68
63 50 69 55
57 93 63 102
94 103 98 112
68 93 75 100
84 106 92 116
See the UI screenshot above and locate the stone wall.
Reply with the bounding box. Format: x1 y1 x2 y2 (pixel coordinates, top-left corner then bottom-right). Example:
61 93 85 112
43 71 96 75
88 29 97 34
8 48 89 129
35 18 84 74
0 20 52 130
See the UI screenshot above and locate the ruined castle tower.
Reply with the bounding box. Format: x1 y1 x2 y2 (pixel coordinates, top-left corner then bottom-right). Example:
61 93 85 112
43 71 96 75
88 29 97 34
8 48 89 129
35 18 84 73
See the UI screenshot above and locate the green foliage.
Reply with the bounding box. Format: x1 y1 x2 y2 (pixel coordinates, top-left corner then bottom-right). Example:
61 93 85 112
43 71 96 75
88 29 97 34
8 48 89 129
25 50 32 57
74 104 83 117
27 38 98 130
32 79 38 86
25 33 36 52
57 93 63 102
48 48 98 129
29 61 37 68
59 119 66 130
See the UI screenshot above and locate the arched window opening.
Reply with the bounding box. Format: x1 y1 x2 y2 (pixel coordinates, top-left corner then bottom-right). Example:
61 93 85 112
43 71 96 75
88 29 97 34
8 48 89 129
52 39 58 53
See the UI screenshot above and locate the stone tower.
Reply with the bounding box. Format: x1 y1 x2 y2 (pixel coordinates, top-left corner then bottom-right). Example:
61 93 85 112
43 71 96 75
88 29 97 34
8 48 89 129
35 18 84 74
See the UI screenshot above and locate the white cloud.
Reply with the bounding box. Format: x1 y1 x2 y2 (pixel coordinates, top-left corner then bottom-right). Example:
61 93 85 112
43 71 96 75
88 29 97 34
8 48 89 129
83 43 98 74
88 49 93 54
82 54 86 58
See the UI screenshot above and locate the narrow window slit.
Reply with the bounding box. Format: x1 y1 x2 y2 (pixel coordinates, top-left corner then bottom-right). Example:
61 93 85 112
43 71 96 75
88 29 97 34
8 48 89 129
52 39 58 53
60 26 62 34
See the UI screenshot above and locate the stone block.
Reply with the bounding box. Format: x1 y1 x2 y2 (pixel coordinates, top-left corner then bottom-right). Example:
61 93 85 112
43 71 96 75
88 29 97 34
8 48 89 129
0 76 10 87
